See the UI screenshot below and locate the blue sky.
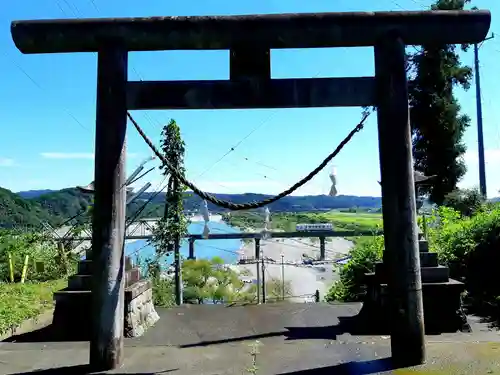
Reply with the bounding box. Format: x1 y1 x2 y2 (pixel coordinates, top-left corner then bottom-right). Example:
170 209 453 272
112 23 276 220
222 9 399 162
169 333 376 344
1 0 499 198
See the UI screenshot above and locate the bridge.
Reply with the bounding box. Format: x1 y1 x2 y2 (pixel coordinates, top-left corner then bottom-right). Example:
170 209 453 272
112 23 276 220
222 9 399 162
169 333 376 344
57 220 380 261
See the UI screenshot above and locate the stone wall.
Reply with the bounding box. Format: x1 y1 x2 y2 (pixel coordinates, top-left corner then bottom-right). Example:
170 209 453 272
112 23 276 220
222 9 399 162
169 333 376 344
124 279 160 338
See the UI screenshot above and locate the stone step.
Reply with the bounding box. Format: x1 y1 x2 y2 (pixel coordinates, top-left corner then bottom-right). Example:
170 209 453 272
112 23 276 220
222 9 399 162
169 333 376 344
77 259 92 275
68 274 92 290
374 252 438 272
421 265 449 283
374 262 449 283
419 240 429 253
53 288 92 303
68 268 142 291
77 257 136 276
420 252 438 267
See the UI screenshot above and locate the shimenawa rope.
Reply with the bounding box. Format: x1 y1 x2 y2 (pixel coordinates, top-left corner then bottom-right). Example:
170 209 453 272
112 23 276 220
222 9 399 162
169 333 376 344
128 112 370 211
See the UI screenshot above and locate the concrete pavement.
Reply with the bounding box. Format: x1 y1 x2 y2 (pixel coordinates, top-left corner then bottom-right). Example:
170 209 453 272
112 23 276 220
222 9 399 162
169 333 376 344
3 303 500 374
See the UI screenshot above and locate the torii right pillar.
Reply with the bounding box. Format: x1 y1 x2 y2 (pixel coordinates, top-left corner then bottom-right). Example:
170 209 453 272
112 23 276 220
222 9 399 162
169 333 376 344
375 32 424 366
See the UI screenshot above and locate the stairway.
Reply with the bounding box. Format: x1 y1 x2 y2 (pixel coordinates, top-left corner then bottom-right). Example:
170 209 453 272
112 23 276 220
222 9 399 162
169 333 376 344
52 257 158 340
361 233 469 333
51 259 93 339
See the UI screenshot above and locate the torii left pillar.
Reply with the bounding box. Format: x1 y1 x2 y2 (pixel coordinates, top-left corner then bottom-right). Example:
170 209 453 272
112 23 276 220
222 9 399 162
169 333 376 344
90 41 128 371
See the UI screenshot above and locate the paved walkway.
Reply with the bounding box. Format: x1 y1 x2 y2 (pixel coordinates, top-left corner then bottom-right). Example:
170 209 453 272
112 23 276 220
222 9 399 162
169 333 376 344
2 303 500 374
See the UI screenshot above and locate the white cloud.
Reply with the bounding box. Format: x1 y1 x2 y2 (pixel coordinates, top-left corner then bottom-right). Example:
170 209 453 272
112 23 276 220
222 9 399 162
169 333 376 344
0 158 14 167
41 152 138 160
464 148 500 164
41 152 94 159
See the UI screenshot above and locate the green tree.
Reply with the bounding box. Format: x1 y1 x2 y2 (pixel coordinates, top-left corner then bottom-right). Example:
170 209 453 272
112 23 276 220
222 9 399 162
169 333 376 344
408 0 473 205
146 257 253 305
148 119 189 305
183 257 250 304
443 187 485 217
150 119 189 257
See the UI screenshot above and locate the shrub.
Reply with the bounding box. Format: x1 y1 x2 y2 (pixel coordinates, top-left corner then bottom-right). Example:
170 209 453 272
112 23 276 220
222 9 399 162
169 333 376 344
326 203 500 313
443 187 484 217
151 277 175 307
428 204 500 305
0 279 66 336
0 230 77 282
325 235 384 302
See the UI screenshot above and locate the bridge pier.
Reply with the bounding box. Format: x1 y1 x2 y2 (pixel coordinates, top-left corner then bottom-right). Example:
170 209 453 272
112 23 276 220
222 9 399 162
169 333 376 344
319 237 326 261
188 238 196 260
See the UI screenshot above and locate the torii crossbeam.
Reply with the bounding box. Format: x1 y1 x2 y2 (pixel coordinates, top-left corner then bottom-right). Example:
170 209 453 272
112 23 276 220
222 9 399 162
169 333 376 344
11 9 490 371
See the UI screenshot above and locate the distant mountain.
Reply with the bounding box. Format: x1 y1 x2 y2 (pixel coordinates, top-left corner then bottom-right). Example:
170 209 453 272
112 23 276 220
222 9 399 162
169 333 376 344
3 187 382 229
9 186 500 230
133 192 382 213
17 189 382 213
17 189 56 199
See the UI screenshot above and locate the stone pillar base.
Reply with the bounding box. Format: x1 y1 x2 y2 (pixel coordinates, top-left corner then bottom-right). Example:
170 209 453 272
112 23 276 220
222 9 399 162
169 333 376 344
124 280 160 338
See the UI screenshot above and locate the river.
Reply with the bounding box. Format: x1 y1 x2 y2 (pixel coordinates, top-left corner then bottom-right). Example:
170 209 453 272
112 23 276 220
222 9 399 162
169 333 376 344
124 218 242 267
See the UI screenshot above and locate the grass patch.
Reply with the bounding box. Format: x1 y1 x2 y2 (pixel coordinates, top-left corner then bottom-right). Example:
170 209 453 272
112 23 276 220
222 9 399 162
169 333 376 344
0 279 66 336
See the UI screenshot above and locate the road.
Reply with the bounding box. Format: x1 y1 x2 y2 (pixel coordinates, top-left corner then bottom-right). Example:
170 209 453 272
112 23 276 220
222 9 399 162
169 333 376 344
234 236 354 302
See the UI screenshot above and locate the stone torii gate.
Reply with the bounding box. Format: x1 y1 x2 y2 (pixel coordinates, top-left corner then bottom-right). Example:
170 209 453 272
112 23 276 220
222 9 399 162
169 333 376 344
11 10 490 371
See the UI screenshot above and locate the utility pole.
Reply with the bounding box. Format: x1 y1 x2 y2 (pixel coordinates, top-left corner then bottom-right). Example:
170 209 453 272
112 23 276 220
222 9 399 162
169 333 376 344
474 33 494 199
255 238 261 304
280 252 285 301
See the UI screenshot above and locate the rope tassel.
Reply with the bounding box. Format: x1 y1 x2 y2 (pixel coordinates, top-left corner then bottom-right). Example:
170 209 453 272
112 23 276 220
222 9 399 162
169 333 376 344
201 200 210 239
261 207 271 240
329 167 338 197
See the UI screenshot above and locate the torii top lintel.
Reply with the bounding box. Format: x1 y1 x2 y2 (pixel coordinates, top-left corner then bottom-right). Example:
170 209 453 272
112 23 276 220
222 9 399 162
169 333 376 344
11 10 490 54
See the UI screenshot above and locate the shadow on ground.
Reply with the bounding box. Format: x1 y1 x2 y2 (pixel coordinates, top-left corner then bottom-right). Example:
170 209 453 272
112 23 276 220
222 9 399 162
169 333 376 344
7 364 179 375
277 358 407 375
4 309 457 346
2 324 87 343
7 359 409 375
177 311 452 349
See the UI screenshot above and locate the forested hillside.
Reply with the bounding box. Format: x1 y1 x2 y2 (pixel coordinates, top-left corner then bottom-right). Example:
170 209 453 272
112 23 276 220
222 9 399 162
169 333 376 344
3 187 384 229
0 188 57 228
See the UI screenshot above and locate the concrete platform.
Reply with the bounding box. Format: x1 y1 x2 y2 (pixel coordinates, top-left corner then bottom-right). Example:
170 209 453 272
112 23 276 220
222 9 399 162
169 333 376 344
2 303 500 374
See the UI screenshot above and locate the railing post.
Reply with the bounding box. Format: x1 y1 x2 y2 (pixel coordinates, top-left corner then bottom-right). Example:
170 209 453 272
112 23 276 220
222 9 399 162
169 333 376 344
319 236 326 261
375 32 425 366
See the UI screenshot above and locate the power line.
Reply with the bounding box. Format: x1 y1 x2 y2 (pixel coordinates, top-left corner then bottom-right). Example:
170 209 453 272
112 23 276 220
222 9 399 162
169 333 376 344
50 0 164 131
3 51 89 131
195 112 279 179
88 0 100 12
130 110 369 210
126 176 169 223
195 69 325 180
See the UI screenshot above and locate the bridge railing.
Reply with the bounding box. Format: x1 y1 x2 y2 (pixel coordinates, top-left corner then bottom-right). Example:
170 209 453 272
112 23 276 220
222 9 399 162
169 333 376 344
60 227 383 261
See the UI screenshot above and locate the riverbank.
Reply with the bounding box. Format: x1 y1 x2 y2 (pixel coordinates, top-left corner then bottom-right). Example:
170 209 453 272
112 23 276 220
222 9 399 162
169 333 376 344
232 236 354 302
